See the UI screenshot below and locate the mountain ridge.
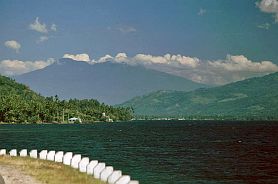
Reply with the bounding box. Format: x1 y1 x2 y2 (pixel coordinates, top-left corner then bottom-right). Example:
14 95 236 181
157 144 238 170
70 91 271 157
121 72 278 120
15 58 207 104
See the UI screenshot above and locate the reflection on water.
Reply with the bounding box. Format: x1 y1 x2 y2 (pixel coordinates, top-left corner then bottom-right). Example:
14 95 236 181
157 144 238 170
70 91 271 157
0 121 277 184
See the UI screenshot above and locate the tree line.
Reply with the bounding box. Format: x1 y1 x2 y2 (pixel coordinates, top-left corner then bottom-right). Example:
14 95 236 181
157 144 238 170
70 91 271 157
0 75 133 123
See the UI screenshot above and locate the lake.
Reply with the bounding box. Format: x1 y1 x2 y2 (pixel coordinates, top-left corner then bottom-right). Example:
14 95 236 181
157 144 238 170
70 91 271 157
0 121 277 184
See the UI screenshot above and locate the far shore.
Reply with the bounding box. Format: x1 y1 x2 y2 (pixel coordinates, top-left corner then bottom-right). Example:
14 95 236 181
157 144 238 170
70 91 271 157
1 119 278 125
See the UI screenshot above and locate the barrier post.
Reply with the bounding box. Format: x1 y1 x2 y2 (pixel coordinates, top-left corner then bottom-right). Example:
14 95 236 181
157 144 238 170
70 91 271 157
108 170 122 184
71 154 82 169
93 162 106 179
86 160 98 175
79 157 90 173
0 149 6 155
100 166 114 182
39 150 48 160
9 149 17 157
19 149 28 157
47 151 56 161
29 150 38 158
54 151 64 163
115 175 131 184
63 152 73 165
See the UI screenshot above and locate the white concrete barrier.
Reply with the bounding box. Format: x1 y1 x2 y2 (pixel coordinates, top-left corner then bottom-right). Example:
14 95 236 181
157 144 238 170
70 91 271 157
0 149 6 155
54 151 64 163
1 148 139 183
39 150 48 160
19 149 28 157
29 150 37 158
128 181 139 184
86 160 98 175
9 149 17 157
63 152 73 165
71 154 82 169
79 157 90 173
47 151 56 161
108 170 122 184
100 166 113 182
93 162 106 179
115 175 131 184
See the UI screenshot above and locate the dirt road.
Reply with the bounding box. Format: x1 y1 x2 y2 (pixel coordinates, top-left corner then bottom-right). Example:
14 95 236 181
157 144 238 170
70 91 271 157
0 164 42 184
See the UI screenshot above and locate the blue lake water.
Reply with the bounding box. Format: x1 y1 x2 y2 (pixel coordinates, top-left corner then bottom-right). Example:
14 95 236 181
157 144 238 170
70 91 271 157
0 121 277 184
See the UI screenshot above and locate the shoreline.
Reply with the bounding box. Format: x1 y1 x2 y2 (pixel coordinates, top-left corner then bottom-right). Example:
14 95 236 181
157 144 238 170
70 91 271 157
1 119 278 125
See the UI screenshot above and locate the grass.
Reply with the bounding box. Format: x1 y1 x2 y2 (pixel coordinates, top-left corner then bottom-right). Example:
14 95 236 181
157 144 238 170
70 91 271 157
0 155 105 184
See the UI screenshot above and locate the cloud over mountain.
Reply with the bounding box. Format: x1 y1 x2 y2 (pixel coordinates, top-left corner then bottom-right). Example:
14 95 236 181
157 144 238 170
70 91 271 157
63 53 90 62
2 51 277 85
91 53 278 85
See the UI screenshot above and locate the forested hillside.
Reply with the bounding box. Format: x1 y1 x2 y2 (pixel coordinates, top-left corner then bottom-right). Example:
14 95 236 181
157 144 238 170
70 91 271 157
121 72 278 120
0 75 133 123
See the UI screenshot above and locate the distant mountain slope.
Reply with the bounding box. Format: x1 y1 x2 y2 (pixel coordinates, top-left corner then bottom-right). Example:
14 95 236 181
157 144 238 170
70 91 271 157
15 58 206 104
121 72 278 120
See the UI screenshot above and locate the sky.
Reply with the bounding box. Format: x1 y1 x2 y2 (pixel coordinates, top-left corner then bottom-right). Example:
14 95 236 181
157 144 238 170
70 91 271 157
0 0 278 85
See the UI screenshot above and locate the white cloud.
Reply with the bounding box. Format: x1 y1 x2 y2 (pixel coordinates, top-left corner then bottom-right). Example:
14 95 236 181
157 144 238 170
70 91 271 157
37 36 49 43
29 17 48 33
133 54 200 68
134 54 168 64
257 0 278 22
95 54 113 63
257 0 278 13
209 55 277 72
117 26 137 33
0 58 55 76
51 24 57 31
63 53 90 62
91 53 278 85
198 8 207 16
4 40 21 53
114 53 128 62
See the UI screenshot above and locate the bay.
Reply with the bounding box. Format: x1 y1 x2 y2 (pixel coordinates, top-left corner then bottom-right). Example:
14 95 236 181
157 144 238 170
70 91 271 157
0 121 277 184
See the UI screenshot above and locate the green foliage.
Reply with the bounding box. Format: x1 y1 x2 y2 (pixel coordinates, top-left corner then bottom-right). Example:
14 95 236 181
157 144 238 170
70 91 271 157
121 72 278 120
0 75 133 123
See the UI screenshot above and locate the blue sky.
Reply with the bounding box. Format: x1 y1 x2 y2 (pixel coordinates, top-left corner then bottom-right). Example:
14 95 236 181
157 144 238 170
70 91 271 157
0 0 278 84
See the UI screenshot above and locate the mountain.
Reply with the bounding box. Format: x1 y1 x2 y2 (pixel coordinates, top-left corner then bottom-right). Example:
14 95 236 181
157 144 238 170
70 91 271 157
15 58 206 104
0 75 133 123
121 72 278 120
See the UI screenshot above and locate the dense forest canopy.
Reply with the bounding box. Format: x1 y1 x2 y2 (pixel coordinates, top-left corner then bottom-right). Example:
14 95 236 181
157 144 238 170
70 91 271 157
0 75 133 123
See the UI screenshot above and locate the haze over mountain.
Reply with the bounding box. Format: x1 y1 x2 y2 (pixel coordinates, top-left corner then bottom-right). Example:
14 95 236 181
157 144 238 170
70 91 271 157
121 72 278 120
15 58 206 104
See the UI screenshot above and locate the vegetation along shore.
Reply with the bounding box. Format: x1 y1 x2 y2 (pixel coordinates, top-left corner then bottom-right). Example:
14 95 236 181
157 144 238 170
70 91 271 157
0 75 133 124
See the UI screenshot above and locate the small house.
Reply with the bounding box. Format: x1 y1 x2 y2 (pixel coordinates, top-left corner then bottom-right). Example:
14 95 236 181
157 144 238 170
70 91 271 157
68 117 82 123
